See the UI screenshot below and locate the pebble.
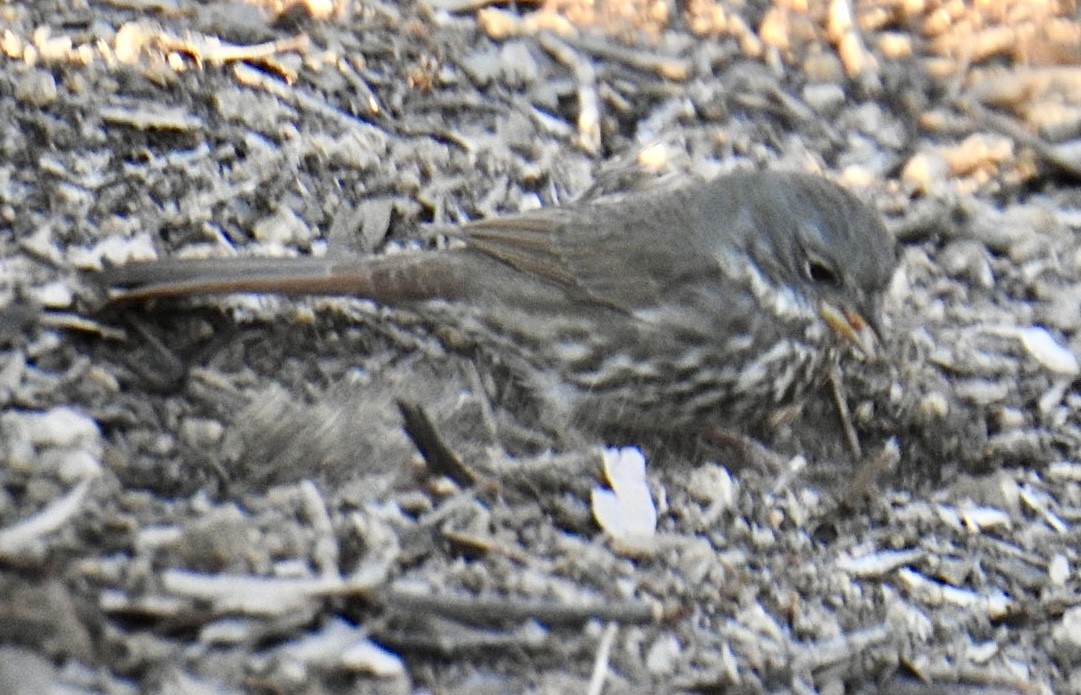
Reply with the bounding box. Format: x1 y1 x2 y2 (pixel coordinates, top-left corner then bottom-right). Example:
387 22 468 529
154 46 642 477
1052 606 1081 663
801 83 846 115
179 418 226 449
954 379 1010 405
902 151 949 194
252 207 313 245
32 281 73 309
14 406 100 450
645 634 682 674
939 239 993 289
14 68 57 107
1020 326 1080 376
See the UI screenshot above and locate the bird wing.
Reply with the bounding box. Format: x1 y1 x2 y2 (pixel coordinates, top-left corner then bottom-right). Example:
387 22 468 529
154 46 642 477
456 189 711 314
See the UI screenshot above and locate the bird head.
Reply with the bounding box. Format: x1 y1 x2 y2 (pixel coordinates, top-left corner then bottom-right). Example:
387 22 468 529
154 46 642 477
729 172 898 358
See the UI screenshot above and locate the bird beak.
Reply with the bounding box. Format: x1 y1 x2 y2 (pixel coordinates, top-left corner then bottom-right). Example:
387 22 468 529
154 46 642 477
820 301 880 359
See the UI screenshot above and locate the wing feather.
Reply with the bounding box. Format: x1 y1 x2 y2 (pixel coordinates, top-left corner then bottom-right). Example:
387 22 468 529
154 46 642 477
453 185 715 313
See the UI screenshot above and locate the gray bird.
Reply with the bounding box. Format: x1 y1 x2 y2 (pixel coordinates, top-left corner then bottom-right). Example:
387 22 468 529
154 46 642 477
99 170 897 440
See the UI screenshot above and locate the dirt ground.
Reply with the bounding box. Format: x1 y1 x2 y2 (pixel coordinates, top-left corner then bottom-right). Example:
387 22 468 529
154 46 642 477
2 0 1081 693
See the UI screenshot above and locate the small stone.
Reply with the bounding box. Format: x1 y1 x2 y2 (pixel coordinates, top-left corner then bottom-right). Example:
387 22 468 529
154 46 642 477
902 151 949 194
685 463 737 510
939 239 994 289
252 207 313 245
179 418 225 449
499 41 538 86
954 379 1009 405
1049 554 1070 587
991 407 1026 430
917 392 950 422
758 7 791 50
460 47 500 86
32 281 73 309
24 407 101 450
1052 606 1081 664
801 83 846 115
14 68 57 107
877 32 913 59
943 133 1014 176
645 634 682 674
341 639 405 677
802 51 844 83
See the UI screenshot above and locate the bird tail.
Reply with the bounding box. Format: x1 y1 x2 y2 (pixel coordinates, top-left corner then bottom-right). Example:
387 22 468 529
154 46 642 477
97 252 467 305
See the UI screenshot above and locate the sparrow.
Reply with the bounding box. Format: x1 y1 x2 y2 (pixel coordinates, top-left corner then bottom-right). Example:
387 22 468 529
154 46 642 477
99 170 897 441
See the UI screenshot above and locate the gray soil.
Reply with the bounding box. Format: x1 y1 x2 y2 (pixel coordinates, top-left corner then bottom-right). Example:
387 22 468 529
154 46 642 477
2 0 1081 693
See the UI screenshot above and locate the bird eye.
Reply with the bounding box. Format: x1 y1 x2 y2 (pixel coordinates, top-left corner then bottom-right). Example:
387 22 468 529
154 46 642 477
806 257 840 286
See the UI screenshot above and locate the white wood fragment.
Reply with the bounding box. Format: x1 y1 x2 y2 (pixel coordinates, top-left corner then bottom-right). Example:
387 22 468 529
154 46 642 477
340 639 405 677
960 505 1011 533
1049 554 1070 587
967 640 999 664
592 447 657 553
897 568 1011 618
1019 326 1080 376
0 477 93 556
836 548 923 578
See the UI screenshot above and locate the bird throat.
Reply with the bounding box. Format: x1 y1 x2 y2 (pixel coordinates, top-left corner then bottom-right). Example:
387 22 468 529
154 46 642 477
736 252 817 326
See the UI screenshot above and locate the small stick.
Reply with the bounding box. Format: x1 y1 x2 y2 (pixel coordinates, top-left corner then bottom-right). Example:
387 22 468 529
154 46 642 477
829 362 862 460
586 622 619 695
381 585 659 627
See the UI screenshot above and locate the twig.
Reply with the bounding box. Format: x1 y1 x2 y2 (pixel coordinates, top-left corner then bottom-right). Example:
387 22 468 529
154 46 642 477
829 362 862 460
957 97 1081 179
537 33 601 154
587 622 618 695
789 623 893 672
156 30 309 82
568 34 691 81
381 585 659 627
0 477 94 558
397 399 480 487
337 58 384 116
39 311 128 341
232 62 389 144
